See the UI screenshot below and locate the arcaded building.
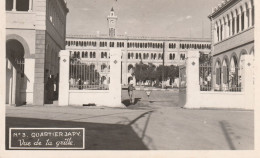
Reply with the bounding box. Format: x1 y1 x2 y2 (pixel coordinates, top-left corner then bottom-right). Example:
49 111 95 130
66 8 211 85
6 0 69 105
208 0 254 91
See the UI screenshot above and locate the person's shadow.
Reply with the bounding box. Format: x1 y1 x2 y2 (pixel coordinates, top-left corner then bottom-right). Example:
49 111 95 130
122 98 141 107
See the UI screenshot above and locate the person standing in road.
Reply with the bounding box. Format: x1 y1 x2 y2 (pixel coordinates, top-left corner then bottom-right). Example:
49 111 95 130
128 79 135 104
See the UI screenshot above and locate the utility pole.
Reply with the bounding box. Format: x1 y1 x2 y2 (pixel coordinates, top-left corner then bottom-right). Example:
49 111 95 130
162 42 165 88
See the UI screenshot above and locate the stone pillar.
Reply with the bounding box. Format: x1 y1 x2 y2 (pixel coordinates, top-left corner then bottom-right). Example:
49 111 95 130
248 8 252 27
223 22 226 39
107 48 124 107
24 58 35 104
12 0 16 11
29 0 33 12
225 20 229 38
234 15 237 34
184 51 200 109
244 10 248 30
237 13 241 32
214 26 218 43
229 18 233 36
241 55 254 109
58 50 70 106
11 67 17 105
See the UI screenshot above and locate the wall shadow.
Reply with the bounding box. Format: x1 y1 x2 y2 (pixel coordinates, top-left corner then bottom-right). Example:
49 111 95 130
6 117 148 150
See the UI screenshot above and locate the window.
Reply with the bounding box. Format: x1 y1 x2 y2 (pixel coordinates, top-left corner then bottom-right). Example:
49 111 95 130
6 0 13 11
16 0 29 11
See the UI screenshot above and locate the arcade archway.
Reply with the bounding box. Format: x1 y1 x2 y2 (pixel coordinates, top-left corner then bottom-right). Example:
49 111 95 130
6 39 25 105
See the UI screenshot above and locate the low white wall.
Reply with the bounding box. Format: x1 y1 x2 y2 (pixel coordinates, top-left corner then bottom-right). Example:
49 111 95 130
198 92 252 109
69 90 110 106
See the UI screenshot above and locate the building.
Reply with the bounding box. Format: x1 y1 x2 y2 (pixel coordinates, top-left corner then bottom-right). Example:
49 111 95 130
6 0 69 106
208 0 254 91
66 8 211 86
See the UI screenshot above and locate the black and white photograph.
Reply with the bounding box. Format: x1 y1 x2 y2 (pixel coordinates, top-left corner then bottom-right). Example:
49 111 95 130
0 0 259 157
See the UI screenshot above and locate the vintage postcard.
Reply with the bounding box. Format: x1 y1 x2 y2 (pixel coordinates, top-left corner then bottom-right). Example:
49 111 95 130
0 0 259 157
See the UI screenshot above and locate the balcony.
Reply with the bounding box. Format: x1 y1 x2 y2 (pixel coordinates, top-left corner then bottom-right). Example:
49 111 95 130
213 27 254 55
6 11 36 29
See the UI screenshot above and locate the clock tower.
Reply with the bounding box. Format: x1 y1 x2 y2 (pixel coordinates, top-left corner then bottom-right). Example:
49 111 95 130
107 7 118 38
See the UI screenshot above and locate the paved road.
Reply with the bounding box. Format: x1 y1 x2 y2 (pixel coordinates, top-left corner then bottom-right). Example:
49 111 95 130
6 91 254 150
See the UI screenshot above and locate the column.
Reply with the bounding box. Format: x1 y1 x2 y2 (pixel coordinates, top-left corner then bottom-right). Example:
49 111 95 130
58 50 70 106
244 9 248 30
11 67 17 105
229 17 233 36
234 15 237 34
225 17 229 38
29 0 32 12
223 22 226 39
214 26 218 43
248 8 252 27
184 51 200 109
12 0 16 11
238 13 241 32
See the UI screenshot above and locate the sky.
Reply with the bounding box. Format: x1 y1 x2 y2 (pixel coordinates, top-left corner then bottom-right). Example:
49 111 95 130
66 0 222 38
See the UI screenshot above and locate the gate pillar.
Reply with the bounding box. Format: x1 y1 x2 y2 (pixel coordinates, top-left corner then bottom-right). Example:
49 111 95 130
108 48 125 107
241 54 254 109
58 50 70 106
184 51 200 109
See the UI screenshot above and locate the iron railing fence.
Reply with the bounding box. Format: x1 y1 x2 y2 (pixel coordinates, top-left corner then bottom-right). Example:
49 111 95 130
199 64 241 92
199 63 212 91
69 58 110 90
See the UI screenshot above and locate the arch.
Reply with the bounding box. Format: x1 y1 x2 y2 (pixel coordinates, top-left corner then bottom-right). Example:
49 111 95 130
214 57 222 69
239 49 248 61
229 54 240 91
128 64 134 71
6 34 31 58
222 55 230 67
101 76 106 83
229 52 239 66
214 58 222 89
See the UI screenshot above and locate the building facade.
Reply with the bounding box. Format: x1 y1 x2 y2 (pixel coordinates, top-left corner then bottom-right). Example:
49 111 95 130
208 0 254 91
6 0 69 105
66 8 211 85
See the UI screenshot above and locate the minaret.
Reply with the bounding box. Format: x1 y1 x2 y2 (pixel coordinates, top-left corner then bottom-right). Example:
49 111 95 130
107 7 118 38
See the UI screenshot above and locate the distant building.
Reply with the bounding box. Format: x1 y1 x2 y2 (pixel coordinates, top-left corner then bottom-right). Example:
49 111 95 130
66 8 211 85
208 0 254 91
6 0 69 105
